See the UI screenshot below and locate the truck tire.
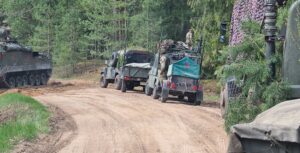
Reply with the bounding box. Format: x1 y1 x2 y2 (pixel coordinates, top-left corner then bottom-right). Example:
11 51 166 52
194 99 201 106
121 79 127 92
188 94 199 105
127 83 134 90
100 75 108 88
114 75 122 90
152 86 159 99
178 95 184 100
160 88 168 103
145 84 153 96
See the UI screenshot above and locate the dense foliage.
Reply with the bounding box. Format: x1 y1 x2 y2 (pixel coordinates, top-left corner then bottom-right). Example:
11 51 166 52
217 20 290 132
0 0 234 77
0 0 193 65
188 0 234 78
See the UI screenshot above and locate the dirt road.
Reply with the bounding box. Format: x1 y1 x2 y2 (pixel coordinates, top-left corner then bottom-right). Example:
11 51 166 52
35 87 227 153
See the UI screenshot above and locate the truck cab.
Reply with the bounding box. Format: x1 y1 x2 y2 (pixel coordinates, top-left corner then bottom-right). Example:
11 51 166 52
100 49 153 93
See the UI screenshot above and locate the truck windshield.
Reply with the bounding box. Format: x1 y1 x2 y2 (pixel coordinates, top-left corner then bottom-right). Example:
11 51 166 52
125 52 152 64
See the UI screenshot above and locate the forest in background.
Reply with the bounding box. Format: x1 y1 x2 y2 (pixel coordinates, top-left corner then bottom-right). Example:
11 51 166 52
0 0 233 77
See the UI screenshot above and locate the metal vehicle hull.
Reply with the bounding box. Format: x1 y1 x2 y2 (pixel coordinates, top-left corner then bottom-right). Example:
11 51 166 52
0 49 52 88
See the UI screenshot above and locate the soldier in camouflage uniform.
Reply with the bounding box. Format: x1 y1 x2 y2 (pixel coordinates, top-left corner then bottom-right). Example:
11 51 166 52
158 40 172 83
0 15 11 42
186 29 193 49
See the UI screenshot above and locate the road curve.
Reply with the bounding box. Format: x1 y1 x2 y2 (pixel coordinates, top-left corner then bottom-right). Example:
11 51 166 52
35 87 227 153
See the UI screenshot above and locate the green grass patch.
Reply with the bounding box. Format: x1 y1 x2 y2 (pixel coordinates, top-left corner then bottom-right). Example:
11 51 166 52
0 93 50 153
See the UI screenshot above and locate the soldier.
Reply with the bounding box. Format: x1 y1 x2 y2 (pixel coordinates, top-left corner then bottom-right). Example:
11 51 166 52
0 20 11 42
186 29 193 49
158 41 170 83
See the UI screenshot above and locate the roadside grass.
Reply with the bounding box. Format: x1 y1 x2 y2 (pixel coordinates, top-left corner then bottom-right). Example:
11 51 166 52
0 93 49 153
203 80 220 103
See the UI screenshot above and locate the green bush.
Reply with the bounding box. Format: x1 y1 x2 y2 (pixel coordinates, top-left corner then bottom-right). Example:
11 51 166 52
217 21 290 132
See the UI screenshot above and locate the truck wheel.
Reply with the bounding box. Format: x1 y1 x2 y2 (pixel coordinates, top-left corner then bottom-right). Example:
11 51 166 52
188 94 196 103
100 75 108 88
152 86 159 99
178 95 184 100
194 100 201 106
114 75 122 90
121 79 127 92
127 83 134 90
145 84 153 96
160 97 167 103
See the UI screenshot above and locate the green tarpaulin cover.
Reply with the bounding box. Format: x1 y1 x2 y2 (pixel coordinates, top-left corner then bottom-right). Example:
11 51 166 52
167 57 200 79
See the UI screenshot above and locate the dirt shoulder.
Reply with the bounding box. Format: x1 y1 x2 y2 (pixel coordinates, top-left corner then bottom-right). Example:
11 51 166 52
12 105 77 153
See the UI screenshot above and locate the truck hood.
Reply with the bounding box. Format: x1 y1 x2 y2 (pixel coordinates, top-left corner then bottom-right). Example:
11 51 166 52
231 99 300 144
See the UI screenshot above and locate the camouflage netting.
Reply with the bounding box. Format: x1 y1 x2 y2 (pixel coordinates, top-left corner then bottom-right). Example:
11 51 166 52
230 0 264 45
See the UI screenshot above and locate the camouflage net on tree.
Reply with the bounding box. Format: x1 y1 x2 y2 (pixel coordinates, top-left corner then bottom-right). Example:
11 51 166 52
230 0 265 45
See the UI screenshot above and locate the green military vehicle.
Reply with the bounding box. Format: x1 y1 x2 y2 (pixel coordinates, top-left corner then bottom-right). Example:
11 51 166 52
145 40 203 105
100 49 153 92
0 15 52 88
228 99 300 153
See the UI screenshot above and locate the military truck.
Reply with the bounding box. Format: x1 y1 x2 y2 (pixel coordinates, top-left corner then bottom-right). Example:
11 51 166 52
0 15 52 88
100 49 153 92
227 99 300 153
145 40 203 105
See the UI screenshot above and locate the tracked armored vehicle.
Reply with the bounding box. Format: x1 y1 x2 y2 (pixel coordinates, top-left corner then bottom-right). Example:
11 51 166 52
0 15 52 88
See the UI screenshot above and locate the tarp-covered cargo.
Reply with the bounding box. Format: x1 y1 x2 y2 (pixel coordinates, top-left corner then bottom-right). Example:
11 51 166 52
167 57 200 79
228 99 300 153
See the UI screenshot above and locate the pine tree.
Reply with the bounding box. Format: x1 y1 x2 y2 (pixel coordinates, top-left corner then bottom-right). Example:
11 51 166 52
30 1 57 53
53 0 84 66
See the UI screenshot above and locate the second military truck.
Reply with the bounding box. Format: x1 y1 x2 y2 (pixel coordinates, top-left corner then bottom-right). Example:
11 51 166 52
100 49 153 92
145 40 203 105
